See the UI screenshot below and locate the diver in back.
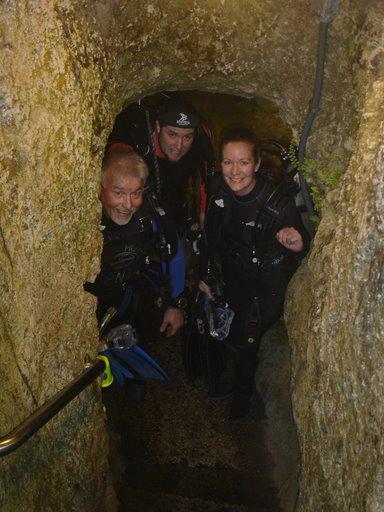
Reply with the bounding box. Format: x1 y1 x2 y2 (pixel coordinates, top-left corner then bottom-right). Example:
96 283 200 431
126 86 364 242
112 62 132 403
107 95 215 237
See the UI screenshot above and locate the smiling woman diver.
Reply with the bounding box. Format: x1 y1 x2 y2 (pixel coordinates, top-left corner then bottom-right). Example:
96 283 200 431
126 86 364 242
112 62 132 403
198 127 310 422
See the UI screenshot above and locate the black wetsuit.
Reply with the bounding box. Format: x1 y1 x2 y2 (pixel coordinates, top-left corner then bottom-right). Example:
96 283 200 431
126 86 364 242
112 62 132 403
200 171 310 395
85 198 185 330
107 103 215 235
152 151 202 235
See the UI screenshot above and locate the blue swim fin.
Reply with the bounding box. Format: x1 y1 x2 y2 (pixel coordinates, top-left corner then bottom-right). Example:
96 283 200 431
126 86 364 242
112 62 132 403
109 346 168 381
99 349 135 387
132 346 168 380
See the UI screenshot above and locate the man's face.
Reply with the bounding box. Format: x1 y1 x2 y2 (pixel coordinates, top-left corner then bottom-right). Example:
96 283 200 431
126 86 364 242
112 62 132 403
157 122 195 162
101 167 144 225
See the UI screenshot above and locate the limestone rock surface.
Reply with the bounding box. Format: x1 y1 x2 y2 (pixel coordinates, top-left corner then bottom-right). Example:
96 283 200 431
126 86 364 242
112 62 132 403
286 4 384 510
0 1 109 510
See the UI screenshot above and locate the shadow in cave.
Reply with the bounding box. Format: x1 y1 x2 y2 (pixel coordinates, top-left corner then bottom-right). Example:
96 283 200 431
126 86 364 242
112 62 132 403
101 91 300 512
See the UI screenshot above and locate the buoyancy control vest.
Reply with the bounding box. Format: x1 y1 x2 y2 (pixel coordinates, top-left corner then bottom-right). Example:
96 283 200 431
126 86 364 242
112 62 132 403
93 208 154 306
201 171 310 287
85 196 181 307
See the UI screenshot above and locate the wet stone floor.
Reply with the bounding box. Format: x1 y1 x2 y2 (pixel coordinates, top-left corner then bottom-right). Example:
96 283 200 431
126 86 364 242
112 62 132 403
103 330 282 512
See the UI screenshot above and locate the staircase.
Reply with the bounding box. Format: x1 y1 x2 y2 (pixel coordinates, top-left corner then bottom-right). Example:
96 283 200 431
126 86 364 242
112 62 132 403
104 341 282 512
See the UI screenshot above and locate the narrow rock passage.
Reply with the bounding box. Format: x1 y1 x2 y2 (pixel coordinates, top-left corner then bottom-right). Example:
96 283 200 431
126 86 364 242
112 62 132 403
104 329 282 512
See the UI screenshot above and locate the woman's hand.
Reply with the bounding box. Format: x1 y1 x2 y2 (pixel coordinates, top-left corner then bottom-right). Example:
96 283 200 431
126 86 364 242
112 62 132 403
276 227 303 252
198 280 215 300
160 307 185 337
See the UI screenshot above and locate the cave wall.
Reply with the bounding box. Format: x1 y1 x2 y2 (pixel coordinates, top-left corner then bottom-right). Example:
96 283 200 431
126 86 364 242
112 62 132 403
0 2 110 510
286 3 384 510
0 0 367 510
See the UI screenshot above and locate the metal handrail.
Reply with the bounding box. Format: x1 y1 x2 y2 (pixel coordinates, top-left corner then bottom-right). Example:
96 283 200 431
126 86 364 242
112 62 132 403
0 358 106 457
